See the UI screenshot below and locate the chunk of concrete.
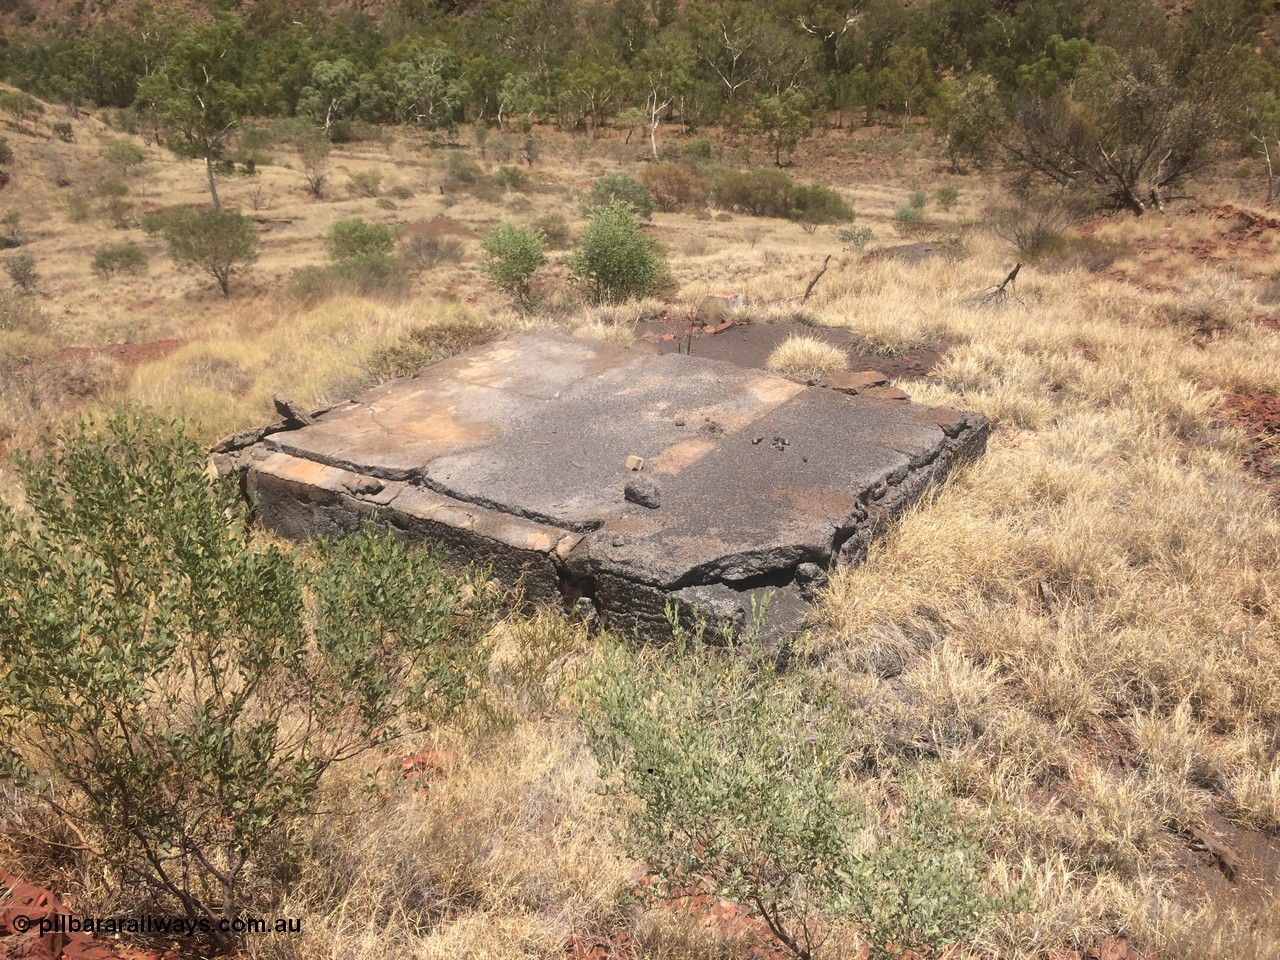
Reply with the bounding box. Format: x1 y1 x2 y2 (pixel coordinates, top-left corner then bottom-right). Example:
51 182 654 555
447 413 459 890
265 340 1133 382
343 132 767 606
219 332 989 640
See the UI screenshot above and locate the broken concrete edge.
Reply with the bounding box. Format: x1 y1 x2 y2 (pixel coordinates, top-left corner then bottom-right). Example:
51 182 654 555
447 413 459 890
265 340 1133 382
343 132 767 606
211 404 990 644
211 399 356 455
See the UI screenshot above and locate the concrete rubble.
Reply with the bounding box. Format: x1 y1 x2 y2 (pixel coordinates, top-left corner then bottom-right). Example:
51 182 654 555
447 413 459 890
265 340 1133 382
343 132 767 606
214 332 989 639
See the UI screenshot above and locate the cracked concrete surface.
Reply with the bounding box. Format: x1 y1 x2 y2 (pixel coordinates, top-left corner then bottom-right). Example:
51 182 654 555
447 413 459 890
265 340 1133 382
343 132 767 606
215 332 990 639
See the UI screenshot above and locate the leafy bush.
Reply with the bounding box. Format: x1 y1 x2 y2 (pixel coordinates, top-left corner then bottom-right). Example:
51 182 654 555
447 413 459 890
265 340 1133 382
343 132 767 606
101 197 135 229
838 226 875 251
346 169 383 198
711 168 851 226
442 150 482 186
62 192 91 223
909 188 928 210
585 632 1021 960
684 138 713 160
4 253 37 293
91 243 148 278
892 206 925 236
566 200 668 304
711 167 794 217
496 164 528 190
935 185 961 211
533 212 571 249
790 183 855 225
583 173 656 220
103 138 145 176
638 164 707 212
148 205 259 296
0 90 43 131
479 222 544 310
0 210 21 248
328 217 396 262
0 416 493 950
97 178 129 197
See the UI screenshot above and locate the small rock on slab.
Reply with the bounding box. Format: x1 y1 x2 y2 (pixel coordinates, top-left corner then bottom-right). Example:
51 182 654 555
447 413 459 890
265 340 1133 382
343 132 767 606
624 477 661 509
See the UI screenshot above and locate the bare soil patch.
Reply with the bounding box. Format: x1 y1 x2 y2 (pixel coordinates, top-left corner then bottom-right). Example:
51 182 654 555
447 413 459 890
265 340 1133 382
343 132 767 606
43 339 184 370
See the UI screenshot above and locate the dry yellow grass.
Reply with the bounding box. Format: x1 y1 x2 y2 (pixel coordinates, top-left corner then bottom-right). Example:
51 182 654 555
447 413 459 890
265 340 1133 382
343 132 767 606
3 91 1280 959
765 334 849 383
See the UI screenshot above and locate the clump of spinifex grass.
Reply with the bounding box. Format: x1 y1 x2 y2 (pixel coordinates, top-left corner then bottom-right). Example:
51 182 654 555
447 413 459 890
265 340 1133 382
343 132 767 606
765 334 848 383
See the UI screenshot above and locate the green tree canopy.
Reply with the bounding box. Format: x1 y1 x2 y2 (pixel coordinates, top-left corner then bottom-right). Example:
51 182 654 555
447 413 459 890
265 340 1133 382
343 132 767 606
151 206 259 296
135 14 262 210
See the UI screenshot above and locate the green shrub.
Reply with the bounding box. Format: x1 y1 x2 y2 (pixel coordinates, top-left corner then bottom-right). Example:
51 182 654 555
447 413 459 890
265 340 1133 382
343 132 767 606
711 167 794 217
583 173 656 220
0 90 43 131
331 252 408 296
585 631 1022 960
96 178 129 197
892 205 925 236
496 164 528 190
490 137 514 163
479 222 545 310
103 138 145 177
838 226 875 251
684 138 713 160
150 206 259 296
101 197 135 230
935 185 961 211
4 253 37 293
328 218 396 262
442 150 482 185
62 192 91 223
1 210 21 248
346 169 383 198
0 415 493 950
789 183 855 225
638 164 707 212
533 212 571 250
91 243 149 279
566 200 668 304
909 188 928 210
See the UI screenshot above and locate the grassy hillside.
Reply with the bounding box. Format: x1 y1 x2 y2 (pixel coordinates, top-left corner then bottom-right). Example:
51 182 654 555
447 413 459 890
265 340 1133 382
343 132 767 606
0 78 1279 960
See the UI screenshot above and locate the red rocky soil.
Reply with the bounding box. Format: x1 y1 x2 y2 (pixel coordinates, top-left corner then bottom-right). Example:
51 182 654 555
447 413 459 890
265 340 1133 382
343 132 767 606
1221 389 1280 493
0 869 177 960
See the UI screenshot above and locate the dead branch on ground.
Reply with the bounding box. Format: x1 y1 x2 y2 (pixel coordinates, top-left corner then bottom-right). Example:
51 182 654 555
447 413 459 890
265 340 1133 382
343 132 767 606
964 262 1025 308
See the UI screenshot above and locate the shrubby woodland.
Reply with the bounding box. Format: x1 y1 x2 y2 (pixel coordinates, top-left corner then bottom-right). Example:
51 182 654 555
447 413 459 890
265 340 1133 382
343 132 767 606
1 0 1277 211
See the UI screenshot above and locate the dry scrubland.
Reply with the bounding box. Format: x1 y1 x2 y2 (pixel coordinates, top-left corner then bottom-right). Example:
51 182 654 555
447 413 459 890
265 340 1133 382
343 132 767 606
3 95 1280 960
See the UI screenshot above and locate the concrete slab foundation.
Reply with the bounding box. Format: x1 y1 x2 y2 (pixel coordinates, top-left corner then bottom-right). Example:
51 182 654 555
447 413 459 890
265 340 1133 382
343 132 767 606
214 332 990 639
